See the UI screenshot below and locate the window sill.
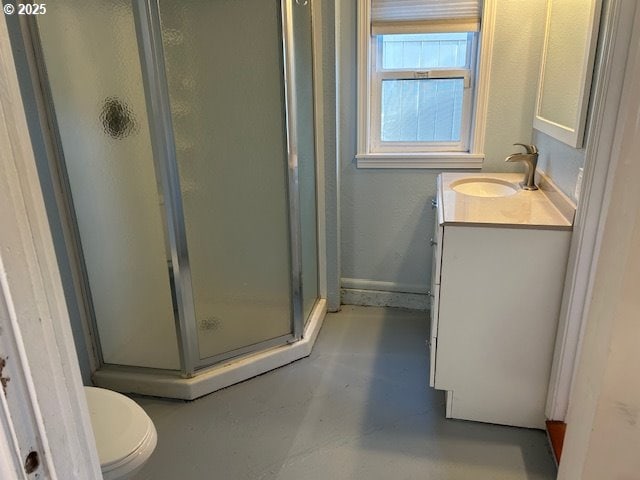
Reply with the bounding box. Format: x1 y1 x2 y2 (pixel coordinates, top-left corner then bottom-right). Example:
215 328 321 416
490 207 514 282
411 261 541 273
355 152 485 169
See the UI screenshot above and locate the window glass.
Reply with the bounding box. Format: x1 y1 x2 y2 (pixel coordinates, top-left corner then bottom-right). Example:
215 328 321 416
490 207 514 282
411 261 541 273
381 33 469 70
381 78 464 142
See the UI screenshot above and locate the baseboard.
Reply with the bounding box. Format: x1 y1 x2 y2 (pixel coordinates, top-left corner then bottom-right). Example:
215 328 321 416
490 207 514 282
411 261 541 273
340 288 428 310
340 277 428 294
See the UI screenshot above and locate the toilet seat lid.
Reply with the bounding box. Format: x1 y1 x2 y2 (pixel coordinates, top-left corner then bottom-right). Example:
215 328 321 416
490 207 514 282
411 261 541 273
85 387 154 469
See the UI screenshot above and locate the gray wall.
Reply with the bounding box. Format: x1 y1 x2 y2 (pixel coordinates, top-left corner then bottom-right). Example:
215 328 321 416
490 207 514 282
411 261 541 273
338 0 548 294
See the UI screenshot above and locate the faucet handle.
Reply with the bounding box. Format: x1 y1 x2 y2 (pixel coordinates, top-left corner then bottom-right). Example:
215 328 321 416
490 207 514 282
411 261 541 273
513 143 538 155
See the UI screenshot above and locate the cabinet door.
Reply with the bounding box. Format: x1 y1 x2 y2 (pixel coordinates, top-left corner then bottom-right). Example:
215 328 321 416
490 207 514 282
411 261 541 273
428 336 437 387
429 284 440 339
429 203 443 339
435 225 571 428
428 199 443 388
430 208 443 287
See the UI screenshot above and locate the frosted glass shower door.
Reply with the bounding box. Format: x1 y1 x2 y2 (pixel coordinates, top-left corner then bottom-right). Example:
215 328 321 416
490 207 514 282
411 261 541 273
36 0 180 370
158 0 293 361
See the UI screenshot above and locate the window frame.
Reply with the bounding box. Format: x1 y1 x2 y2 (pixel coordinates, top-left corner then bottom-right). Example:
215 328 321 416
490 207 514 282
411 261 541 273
356 0 495 169
369 33 476 154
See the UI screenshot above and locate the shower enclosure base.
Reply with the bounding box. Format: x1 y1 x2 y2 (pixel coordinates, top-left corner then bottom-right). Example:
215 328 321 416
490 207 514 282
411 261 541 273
92 299 326 400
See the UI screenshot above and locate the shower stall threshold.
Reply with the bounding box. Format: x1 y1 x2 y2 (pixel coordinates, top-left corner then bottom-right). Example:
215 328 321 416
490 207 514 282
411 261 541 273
92 299 327 400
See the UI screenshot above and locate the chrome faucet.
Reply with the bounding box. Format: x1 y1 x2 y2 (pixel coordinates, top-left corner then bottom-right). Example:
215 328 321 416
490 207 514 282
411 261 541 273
505 143 539 191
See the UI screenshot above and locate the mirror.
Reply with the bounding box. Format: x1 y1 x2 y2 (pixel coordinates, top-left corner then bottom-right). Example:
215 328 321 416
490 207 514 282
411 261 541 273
533 0 602 148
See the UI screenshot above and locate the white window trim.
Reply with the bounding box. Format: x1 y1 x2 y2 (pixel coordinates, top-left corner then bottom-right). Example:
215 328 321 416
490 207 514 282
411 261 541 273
356 0 496 169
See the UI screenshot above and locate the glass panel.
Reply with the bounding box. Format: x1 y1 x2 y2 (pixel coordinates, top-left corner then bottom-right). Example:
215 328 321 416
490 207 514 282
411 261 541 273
381 33 469 69
292 0 319 324
381 78 464 142
158 0 293 359
37 0 180 369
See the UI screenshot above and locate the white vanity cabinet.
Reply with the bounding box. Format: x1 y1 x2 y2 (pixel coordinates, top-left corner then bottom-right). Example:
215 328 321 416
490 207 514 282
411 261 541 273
428 173 574 429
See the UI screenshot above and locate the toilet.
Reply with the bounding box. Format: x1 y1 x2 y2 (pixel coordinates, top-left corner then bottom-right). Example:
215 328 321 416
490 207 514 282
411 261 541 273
84 387 157 480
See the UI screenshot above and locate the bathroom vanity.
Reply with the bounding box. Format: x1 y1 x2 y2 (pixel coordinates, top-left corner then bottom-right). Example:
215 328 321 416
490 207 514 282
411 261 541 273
429 173 575 429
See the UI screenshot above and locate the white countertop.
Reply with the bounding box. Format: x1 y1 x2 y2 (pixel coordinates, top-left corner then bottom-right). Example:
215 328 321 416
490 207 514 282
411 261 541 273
437 172 575 230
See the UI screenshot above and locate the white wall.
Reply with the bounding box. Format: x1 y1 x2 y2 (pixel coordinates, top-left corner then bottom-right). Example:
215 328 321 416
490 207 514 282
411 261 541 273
559 10 640 475
338 0 547 297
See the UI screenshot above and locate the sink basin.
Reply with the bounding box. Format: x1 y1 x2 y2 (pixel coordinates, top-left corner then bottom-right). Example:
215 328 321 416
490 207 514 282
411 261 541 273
450 178 519 198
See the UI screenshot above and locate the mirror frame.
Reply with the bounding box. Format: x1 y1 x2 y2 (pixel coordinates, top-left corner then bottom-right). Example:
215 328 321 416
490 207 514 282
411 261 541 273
533 0 602 148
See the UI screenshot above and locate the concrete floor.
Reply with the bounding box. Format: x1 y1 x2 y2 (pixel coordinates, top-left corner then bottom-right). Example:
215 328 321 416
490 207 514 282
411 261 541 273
132 305 557 480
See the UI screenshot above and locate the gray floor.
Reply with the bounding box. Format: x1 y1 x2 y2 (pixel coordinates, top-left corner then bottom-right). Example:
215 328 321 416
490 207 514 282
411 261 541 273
133 305 557 480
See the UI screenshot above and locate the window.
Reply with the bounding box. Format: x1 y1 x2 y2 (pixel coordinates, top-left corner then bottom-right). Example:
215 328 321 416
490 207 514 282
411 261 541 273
357 0 491 168
373 32 475 151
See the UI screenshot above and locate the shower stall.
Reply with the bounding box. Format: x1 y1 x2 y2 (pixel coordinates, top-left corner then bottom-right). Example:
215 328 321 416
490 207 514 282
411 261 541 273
19 0 324 398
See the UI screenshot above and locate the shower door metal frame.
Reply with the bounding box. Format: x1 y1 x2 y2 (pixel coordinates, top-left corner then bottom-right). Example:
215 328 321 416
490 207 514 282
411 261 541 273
281 0 306 342
132 0 200 377
132 0 309 374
